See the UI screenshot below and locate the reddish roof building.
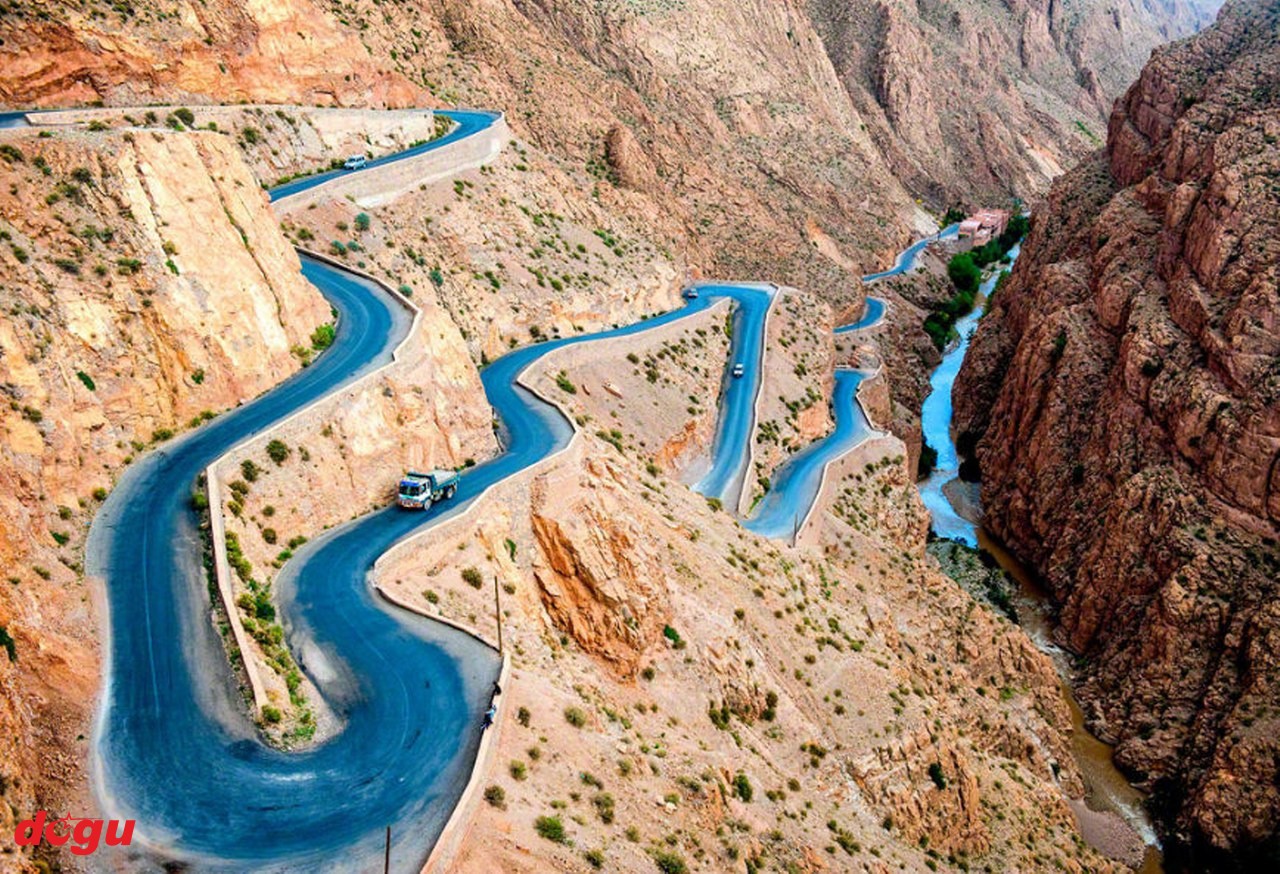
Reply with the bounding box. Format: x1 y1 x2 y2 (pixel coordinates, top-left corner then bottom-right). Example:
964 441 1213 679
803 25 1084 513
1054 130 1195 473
958 208 1011 247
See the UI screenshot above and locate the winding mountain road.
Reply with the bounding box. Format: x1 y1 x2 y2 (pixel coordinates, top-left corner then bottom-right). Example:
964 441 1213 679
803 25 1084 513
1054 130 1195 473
268 110 500 203
741 223 958 539
77 101 957 869
83 109 791 870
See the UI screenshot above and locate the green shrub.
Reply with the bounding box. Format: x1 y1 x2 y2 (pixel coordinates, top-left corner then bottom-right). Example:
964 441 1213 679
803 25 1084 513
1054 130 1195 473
0 625 16 662
534 815 566 844
1050 329 1068 363
461 566 484 589
564 706 588 728
928 762 947 789
310 323 336 350
261 705 282 724
917 442 938 479
651 849 688 874
353 212 370 232
483 785 506 809
733 771 753 802
76 371 96 391
266 439 290 465
592 792 615 824
254 590 275 622
662 625 684 649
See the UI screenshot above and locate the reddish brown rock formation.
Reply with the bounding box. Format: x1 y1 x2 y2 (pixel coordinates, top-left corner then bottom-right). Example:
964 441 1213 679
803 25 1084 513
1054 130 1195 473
0 0 423 108
530 457 673 678
953 1 1280 865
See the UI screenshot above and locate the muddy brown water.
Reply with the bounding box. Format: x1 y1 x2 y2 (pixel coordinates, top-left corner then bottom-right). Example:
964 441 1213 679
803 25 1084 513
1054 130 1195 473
911 244 1163 870
977 534 1164 873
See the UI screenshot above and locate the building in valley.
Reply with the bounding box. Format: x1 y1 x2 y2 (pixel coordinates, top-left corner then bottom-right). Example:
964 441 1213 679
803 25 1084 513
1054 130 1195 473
958 208 1011 246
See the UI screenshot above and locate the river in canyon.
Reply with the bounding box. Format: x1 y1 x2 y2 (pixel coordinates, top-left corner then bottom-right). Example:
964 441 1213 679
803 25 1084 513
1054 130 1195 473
914 247 1164 873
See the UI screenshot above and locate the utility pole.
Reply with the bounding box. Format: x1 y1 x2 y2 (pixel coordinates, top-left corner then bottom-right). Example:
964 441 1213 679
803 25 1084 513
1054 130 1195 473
384 826 391 874
493 574 504 654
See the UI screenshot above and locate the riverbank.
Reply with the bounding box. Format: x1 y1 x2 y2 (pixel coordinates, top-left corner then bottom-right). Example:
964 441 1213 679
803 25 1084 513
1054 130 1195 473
915 247 1163 870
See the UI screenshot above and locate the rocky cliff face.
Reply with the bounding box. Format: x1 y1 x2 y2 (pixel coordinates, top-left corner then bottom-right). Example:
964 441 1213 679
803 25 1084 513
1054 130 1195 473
0 125 329 844
0 0 422 108
954 1 1280 864
4 0 1214 309
808 0 1221 204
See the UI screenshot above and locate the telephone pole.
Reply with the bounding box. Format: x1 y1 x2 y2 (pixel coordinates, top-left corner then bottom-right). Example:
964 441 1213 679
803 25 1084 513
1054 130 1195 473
493 574 504 654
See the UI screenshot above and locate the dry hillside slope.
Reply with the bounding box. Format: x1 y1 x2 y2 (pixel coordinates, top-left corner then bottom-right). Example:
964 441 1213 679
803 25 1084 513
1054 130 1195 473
3 0 1217 306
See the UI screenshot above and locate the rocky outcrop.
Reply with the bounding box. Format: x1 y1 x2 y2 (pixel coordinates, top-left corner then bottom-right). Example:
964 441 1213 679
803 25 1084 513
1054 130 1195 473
0 0 422 108
530 457 672 677
953 1 1280 864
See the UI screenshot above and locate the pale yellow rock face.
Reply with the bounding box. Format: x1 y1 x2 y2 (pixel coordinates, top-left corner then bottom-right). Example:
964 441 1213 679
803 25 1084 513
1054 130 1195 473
210 275 498 739
0 126 328 829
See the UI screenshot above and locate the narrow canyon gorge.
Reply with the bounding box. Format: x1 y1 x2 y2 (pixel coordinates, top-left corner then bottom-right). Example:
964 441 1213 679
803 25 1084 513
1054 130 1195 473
954 1 1280 865
1 0 1272 873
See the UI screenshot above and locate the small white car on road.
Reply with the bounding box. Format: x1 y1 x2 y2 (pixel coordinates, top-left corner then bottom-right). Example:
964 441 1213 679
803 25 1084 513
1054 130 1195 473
732 363 745 378
343 155 368 170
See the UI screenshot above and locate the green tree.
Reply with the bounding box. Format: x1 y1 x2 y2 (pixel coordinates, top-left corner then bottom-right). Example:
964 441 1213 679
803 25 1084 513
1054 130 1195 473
947 252 980 295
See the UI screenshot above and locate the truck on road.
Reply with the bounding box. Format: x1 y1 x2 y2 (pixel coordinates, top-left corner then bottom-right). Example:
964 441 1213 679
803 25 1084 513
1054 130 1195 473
397 470 459 509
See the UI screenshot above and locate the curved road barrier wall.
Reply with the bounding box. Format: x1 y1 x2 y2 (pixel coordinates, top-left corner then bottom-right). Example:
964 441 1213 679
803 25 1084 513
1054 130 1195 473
203 247 423 715
792 364 889 546
274 111 510 211
796 430 899 549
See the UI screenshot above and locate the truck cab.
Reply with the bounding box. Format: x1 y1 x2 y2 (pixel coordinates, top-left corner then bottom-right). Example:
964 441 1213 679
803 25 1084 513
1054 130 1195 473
397 470 459 509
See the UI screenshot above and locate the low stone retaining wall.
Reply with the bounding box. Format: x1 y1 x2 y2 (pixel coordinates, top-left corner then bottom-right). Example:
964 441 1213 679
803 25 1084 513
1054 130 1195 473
274 112 511 211
204 249 421 716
